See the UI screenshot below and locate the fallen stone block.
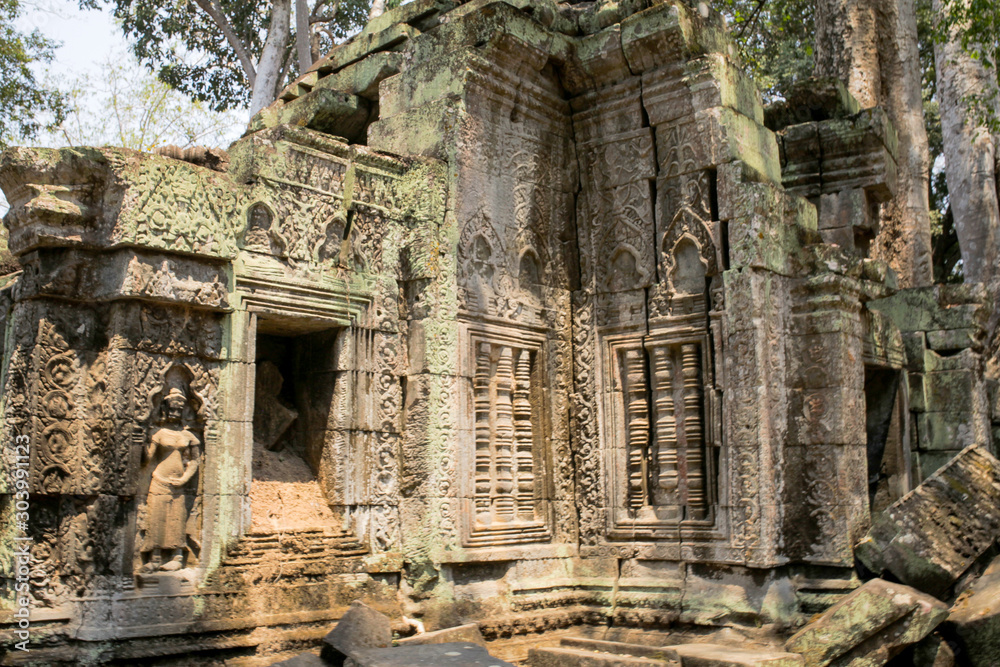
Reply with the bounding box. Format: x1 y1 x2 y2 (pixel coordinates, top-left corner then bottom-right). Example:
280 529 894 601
948 554 1000 667
668 644 804 667
855 445 1000 597
784 578 948 666
321 601 393 666
345 642 514 666
395 622 485 646
269 653 326 667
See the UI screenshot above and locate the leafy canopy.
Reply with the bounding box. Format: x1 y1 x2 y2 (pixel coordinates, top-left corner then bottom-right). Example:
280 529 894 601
713 0 815 101
0 0 66 150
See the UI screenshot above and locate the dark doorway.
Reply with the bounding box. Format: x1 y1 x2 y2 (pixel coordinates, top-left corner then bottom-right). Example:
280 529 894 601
864 367 910 514
250 325 341 531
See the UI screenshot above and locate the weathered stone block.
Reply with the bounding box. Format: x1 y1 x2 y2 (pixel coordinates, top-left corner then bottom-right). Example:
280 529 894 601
529 646 676 666
321 600 393 666
250 89 371 142
869 286 987 335
577 0 650 35
778 108 898 204
764 77 862 132
784 579 948 667
572 80 646 143
311 22 418 78
558 637 682 663
269 652 327 666
620 1 729 74
579 128 656 190
915 411 983 451
369 97 462 160
782 444 868 565
362 0 456 37
565 26 630 95
914 450 961 483
922 369 977 409
655 108 781 185
787 386 866 446
816 188 872 232
925 327 979 352
642 53 764 126
949 554 1000 667
855 446 1000 596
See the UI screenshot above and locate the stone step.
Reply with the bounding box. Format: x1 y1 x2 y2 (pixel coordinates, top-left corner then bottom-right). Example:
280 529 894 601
560 638 681 662
529 646 677 667
347 642 515 666
223 528 367 566
667 644 804 667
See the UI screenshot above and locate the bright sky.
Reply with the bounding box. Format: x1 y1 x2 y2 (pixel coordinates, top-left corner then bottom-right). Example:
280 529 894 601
21 2 128 78
0 4 127 216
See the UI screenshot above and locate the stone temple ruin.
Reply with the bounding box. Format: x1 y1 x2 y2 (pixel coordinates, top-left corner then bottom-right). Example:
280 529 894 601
2 1 1000 665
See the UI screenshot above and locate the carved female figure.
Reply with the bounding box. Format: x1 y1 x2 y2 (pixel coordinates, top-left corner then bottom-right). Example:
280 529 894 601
142 386 201 572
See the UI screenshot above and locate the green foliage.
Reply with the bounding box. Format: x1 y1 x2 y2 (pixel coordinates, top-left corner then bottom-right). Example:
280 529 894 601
80 0 394 112
713 0 815 100
0 0 66 150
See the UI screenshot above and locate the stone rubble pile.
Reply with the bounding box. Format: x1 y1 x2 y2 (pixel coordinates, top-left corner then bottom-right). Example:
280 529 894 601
530 445 1000 667
782 444 1000 667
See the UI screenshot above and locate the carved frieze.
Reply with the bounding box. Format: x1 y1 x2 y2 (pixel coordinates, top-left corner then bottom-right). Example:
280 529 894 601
119 158 243 259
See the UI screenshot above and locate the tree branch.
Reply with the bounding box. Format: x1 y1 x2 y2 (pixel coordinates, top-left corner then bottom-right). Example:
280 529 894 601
738 0 767 39
191 0 258 86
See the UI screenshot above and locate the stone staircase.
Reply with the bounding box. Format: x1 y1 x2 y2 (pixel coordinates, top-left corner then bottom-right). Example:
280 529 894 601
528 637 805 667
222 527 367 571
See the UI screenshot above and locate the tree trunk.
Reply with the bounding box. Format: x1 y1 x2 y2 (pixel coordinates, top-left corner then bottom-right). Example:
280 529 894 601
814 0 880 106
814 0 934 287
933 0 1000 286
296 0 312 74
250 0 293 117
874 0 934 287
370 0 387 20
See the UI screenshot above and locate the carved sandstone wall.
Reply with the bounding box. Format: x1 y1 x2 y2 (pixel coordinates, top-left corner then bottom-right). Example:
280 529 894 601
0 1 993 664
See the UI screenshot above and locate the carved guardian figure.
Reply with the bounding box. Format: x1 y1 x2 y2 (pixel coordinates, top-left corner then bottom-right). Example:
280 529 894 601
141 386 201 572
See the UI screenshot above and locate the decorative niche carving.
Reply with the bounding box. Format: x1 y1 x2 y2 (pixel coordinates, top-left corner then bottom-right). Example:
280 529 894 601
462 324 552 547
243 202 278 253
